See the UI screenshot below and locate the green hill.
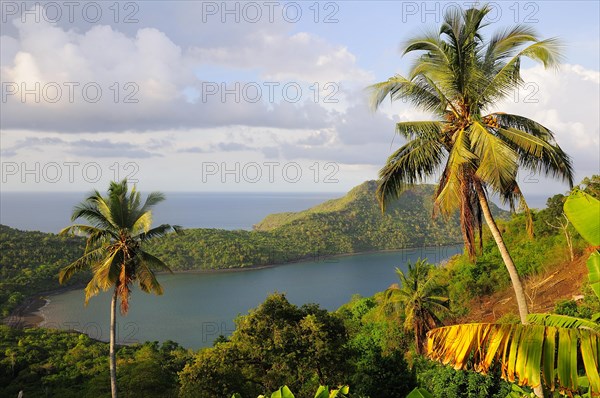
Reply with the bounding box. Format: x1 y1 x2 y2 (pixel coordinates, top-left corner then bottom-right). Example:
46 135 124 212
147 181 507 270
0 225 87 317
255 180 507 247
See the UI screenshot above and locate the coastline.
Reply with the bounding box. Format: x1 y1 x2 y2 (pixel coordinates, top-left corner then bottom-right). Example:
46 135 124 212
165 243 463 275
6 243 462 329
2 283 85 329
3 295 47 329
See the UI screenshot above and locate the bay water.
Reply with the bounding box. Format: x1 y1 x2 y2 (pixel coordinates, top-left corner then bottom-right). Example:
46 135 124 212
40 245 462 349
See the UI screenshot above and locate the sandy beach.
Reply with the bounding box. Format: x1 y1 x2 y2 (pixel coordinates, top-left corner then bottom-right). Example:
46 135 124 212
3 296 47 328
2 283 86 329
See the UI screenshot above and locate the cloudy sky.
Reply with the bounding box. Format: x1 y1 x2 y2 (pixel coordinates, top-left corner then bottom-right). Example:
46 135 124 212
1 1 598 198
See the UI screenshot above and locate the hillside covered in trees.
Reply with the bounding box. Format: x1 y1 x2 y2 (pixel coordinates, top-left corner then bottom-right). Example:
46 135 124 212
148 181 507 270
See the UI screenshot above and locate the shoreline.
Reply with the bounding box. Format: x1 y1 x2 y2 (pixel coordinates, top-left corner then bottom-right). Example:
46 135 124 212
5 243 462 329
164 243 463 275
2 283 86 329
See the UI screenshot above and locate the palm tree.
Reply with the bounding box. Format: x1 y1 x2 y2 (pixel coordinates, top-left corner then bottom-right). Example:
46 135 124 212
58 180 181 398
369 5 573 324
383 259 449 354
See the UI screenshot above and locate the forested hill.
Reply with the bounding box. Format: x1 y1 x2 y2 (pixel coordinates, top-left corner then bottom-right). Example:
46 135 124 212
255 181 460 239
148 181 507 269
255 180 507 235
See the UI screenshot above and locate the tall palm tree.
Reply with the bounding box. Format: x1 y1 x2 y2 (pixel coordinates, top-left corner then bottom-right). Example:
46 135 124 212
384 259 449 354
58 180 181 398
369 5 573 324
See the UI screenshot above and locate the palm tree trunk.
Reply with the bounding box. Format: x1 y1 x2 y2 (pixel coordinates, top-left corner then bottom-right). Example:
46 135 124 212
414 323 422 355
110 288 118 398
474 181 529 324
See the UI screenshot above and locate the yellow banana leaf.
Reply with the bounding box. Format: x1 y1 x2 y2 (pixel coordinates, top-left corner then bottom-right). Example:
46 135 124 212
427 323 600 395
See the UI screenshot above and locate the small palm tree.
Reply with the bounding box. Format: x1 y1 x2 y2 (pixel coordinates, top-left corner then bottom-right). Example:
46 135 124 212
369 5 573 324
59 180 181 398
384 259 449 354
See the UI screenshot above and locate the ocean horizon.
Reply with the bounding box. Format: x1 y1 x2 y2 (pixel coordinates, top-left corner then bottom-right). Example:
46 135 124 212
0 191 344 233
0 190 551 234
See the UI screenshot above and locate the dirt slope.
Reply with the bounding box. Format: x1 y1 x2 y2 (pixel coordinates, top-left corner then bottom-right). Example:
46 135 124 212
459 251 590 323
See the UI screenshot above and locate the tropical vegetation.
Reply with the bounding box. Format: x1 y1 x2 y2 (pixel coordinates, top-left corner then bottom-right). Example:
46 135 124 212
1 3 598 397
383 259 449 353
426 189 600 397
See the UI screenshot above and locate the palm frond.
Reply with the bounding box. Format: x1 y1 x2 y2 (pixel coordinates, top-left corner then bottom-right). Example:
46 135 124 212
107 180 128 228
484 25 538 64
83 250 122 303
376 137 446 211
70 202 115 229
492 113 555 142
469 122 518 192
528 313 600 334
58 246 107 284
138 224 182 242
140 191 166 211
479 39 563 105
435 129 475 216
394 121 444 140
367 75 443 114
132 211 153 234
135 263 163 295
494 127 553 158
138 250 174 273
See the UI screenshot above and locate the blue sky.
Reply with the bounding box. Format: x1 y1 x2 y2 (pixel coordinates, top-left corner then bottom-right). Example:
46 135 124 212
1 1 598 200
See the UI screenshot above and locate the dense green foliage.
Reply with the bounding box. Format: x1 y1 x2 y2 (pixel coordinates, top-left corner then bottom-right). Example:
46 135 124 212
151 182 496 270
2 178 598 397
383 260 449 354
231 385 350 398
179 294 352 398
432 203 590 317
413 358 511 398
0 325 191 397
0 225 86 316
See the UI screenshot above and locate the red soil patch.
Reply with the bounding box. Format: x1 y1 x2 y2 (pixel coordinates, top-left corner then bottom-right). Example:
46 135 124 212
458 250 590 323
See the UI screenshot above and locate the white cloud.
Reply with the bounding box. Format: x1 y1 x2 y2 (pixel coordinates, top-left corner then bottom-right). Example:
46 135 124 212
1 13 343 133
492 64 600 179
192 30 372 85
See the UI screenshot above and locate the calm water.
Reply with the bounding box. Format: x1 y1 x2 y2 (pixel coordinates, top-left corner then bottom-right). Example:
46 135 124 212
0 192 341 233
40 245 462 349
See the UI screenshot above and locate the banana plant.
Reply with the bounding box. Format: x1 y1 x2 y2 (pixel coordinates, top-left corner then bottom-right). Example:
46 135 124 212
426 190 600 397
564 189 600 302
406 388 434 398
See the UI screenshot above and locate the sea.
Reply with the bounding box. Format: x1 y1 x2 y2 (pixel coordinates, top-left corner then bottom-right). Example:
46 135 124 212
0 192 343 233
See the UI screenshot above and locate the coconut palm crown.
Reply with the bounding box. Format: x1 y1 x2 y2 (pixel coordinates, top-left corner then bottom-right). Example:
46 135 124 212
369 5 573 258
58 179 181 314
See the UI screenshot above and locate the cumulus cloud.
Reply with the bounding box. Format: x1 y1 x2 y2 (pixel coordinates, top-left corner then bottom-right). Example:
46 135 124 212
192 31 372 84
1 12 342 133
1 3 597 195
493 64 600 178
